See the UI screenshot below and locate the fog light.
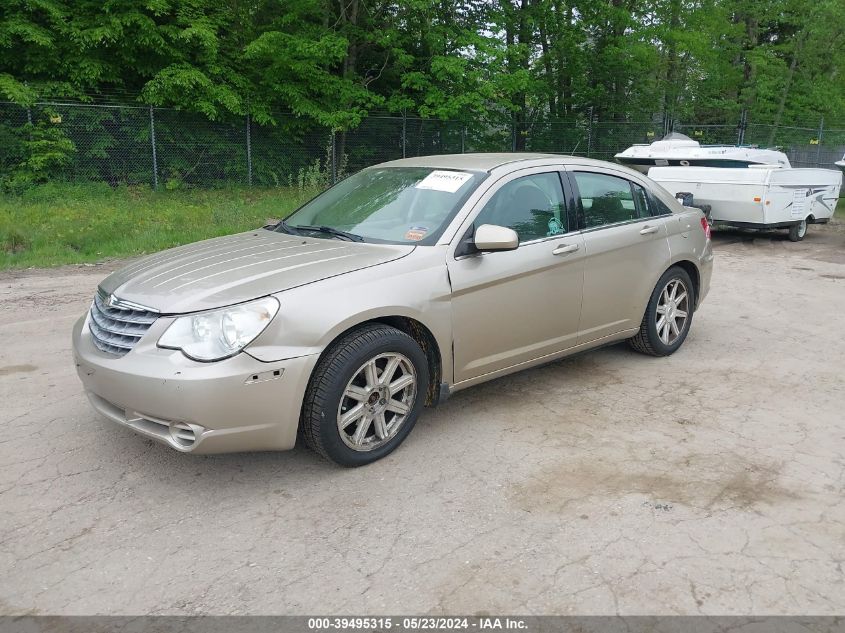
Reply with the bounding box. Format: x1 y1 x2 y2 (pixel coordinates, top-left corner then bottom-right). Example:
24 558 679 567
169 421 199 447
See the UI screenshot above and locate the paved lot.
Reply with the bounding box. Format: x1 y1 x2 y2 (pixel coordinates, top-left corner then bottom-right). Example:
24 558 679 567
2 223 845 616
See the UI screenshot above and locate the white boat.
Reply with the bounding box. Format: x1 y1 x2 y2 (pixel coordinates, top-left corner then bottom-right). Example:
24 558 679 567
836 153 845 174
648 165 841 241
615 133 790 174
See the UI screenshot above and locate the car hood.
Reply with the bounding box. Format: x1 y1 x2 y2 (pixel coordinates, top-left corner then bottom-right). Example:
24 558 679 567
99 230 414 313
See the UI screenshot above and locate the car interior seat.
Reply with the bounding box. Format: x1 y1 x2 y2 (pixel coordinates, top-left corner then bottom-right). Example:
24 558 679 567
488 183 553 241
587 194 631 226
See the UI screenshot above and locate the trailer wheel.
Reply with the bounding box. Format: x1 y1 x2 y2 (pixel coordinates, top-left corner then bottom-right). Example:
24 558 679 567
788 219 807 242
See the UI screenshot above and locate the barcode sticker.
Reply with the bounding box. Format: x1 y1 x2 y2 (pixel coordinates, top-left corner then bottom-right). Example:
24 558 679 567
415 170 474 193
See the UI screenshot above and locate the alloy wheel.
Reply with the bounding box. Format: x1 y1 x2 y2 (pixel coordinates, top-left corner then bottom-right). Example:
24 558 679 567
655 278 690 345
337 352 418 451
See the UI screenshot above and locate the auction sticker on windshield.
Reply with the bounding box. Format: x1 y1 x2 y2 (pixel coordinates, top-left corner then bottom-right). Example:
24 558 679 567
415 170 474 192
405 226 428 241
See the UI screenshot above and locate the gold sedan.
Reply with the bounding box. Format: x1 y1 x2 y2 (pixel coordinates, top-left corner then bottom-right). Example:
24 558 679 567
72 154 713 465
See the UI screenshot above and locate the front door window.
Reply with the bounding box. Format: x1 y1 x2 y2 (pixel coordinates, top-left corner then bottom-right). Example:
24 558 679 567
473 172 568 241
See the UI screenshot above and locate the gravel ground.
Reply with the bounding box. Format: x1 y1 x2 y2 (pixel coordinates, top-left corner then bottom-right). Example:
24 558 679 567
1 222 844 615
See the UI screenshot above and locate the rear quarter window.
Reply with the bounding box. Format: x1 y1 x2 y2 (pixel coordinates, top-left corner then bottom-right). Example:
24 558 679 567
649 192 676 216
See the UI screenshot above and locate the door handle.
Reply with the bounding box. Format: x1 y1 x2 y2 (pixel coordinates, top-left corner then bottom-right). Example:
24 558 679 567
639 225 659 235
552 243 580 256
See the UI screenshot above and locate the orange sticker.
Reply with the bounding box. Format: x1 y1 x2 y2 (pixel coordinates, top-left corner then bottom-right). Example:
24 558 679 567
405 226 428 241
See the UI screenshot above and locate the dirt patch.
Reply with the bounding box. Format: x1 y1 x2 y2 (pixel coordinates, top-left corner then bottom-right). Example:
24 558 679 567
510 456 797 513
0 364 38 376
0 258 129 283
711 219 845 265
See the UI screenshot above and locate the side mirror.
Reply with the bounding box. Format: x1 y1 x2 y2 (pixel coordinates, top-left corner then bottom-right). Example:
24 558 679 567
474 224 519 252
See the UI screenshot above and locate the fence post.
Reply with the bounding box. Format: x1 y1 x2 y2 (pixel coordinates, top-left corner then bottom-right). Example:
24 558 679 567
149 106 158 190
330 130 337 185
816 117 824 167
586 107 594 158
24 79 33 137
401 114 407 159
246 113 253 186
737 109 747 146
461 125 466 153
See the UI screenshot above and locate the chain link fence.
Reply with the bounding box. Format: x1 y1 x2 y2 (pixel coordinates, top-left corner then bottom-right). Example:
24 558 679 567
1 101 844 191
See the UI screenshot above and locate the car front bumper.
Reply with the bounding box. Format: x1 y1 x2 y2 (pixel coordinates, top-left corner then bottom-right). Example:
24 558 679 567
72 314 319 454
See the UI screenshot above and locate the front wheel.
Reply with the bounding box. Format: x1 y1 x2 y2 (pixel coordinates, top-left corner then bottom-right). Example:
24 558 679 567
629 267 695 357
788 219 807 242
300 324 429 466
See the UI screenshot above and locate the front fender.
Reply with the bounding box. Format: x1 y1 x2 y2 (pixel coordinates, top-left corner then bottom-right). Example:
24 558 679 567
244 247 454 381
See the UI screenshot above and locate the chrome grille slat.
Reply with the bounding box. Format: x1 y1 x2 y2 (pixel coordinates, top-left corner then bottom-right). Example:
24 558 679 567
93 292 158 324
88 289 158 357
89 319 139 348
90 336 132 356
88 305 150 337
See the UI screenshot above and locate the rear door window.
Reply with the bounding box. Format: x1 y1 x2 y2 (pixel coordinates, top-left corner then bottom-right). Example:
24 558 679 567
572 172 638 228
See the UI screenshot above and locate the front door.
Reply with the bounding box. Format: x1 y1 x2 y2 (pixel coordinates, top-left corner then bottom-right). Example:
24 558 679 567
448 170 586 383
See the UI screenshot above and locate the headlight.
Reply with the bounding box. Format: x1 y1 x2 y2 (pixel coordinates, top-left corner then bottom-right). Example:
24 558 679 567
158 297 279 361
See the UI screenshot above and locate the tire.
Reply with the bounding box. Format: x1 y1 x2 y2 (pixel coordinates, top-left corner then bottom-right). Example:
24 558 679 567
300 324 429 466
788 219 807 242
629 266 695 357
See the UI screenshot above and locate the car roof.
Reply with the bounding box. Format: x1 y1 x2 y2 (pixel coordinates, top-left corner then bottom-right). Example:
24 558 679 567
376 153 619 173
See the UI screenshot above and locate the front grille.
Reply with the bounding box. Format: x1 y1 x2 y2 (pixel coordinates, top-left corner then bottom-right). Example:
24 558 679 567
88 289 159 356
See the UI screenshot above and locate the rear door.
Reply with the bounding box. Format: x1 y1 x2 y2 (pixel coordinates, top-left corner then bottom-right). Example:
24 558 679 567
565 167 672 345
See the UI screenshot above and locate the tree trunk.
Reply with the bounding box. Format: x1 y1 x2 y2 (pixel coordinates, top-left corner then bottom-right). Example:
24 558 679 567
549 0 573 119
337 0 360 166
768 36 803 145
538 15 556 118
515 0 530 150
504 0 530 150
661 0 682 131
740 14 759 113
562 4 573 117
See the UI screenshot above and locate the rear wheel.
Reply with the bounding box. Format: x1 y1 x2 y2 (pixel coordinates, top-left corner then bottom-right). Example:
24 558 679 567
629 267 695 357
300 324 428 466
788 219 807 242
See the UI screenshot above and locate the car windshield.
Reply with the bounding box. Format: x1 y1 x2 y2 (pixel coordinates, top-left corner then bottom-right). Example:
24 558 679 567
278 167 485 245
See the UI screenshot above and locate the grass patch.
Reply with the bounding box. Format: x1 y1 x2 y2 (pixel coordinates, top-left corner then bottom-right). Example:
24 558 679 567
0 183 317 269
3 182 844 269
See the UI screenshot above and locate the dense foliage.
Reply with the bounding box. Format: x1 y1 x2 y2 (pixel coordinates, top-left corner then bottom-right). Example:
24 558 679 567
2 0 844 132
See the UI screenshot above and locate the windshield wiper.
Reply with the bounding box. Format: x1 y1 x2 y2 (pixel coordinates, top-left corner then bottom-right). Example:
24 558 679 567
272 219 297 234
289 225 364 242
